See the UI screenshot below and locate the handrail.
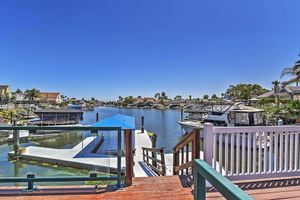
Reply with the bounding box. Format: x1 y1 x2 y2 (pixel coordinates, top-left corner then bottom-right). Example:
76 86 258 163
173 128 200 175
0 125 124 189
0 173 118 191
194 159 253 200
142 147 166 176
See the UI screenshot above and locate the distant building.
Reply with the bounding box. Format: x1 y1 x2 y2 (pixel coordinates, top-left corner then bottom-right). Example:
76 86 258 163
39 92 62 103
258 86 300 101
0 85 12 97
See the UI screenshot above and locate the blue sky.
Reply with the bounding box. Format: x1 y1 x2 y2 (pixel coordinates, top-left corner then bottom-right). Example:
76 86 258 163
0 0 300 100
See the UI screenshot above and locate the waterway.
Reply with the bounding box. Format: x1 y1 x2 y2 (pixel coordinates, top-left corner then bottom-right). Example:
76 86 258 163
0 107 183 186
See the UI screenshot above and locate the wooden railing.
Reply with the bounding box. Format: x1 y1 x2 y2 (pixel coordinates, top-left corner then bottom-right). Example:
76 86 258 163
173 128 200 175
203 123 300 180
0 125 124 189
194 159 252 200
142 147 166 176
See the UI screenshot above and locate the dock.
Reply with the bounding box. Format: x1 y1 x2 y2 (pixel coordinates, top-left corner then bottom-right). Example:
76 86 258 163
9 130 156 175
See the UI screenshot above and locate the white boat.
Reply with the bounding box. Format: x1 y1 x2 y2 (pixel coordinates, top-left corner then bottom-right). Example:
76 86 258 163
178 102 265 133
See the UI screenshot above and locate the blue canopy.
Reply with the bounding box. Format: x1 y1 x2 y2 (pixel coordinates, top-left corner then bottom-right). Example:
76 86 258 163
92 114 135 130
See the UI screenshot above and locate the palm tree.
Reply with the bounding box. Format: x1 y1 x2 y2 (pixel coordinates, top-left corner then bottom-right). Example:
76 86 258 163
272 80 281 108
281 55 300 86
203 94 209 100
161 91 167 99
24 88 40 103
189 95 192 100
154 93 160 99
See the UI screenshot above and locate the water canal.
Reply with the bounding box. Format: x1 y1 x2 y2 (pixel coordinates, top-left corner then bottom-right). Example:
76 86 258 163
0 107 184 186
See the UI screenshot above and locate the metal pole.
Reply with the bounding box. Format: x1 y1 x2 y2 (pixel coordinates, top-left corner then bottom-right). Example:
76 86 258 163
117 127 122 188
141 116 144 133
13 121 19 159
181 108 184 122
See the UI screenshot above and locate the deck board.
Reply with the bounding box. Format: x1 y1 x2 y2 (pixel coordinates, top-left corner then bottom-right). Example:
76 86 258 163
2 176 300 199
0 176 193 200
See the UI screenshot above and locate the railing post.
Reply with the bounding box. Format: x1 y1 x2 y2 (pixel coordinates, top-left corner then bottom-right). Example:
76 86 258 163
194 165 205 200
173 150 179 175
124 129 133 186
203 123 214 166
27 174 35 191
151 133 157 168
117 127 122 188
13 121 20 159
160 148 166 176
192 129 200 160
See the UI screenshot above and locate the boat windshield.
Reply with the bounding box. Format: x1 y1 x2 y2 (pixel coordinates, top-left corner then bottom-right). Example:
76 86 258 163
211 104 232 113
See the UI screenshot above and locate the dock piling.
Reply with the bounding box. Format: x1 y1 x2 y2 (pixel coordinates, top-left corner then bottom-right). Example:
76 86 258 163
141 116 144 133
180 109 183 122
96 113 99 122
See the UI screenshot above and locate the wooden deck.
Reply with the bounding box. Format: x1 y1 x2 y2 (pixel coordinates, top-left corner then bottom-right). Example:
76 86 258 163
2 176 300 199
0 176 193 200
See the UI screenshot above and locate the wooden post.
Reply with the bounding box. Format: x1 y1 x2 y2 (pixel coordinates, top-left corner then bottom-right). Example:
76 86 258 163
96 113 99 122
173 150 179 175
141 116 144 133
13 121 19 158
124 129 133 186
160 148 166 176
151 133 157 167
203 123 214 166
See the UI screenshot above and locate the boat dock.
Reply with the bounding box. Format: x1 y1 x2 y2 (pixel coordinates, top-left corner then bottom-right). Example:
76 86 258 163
8 129 160 176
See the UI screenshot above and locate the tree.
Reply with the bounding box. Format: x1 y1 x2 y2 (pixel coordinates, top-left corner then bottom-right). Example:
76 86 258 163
154 93 160 99
161 91 167 99
224 84 268 101
211 94 218 100
118 96 123 101
24 88 40 103
15 88 23 94
272 80 281 108
174 95 182 100
203 94 209 100
281 55 300 86
189 95 192 100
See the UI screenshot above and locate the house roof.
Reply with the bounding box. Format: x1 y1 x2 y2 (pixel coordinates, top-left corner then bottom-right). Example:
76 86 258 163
40 92 60 98
288 86 300 94
0 85 10 89
258 86 300 99
258 91 274 98
34 108 83 114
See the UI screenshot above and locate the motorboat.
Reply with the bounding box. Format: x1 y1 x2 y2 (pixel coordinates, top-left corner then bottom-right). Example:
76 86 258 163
178 102 265 133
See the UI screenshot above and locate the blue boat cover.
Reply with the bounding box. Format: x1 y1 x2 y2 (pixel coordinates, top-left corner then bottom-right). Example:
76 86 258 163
92 114 135 130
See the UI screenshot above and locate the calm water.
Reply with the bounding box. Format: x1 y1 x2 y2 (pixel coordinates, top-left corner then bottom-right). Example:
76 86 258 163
0 107 183 185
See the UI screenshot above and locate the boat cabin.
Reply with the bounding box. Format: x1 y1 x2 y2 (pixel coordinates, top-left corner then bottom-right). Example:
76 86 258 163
32 109 83 126
229 110 264 126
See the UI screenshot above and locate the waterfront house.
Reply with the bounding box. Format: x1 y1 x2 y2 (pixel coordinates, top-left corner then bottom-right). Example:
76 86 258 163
0 85 12 97
38 92 62 103
258 85 300 101
32 108 83 125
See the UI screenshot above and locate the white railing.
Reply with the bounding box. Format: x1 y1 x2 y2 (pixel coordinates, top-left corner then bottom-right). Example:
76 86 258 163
203 123 300 180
